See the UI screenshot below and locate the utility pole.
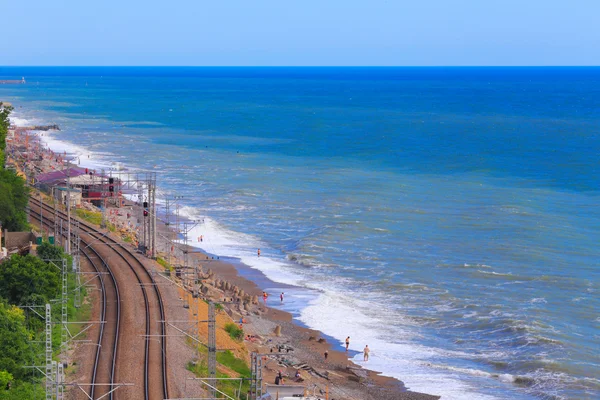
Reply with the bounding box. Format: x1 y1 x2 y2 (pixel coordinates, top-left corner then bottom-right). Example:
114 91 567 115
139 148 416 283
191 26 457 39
45 304 53 400
208 301 217 399
66 168 71 254
61 258 68 350
250 352 264 400
146 172 157 258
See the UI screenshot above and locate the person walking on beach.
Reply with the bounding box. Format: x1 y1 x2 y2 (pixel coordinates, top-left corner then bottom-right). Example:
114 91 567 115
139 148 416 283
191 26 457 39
262 291 268 304
324 350 329 360
280 292 284 303
345 336 350 351
363 345 370 361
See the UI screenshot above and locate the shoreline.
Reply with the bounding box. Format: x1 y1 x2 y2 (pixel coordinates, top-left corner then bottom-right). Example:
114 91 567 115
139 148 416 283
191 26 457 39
10 110 441 399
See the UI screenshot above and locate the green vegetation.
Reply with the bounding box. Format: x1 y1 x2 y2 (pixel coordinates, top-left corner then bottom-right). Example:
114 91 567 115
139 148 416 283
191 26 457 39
156 256 173 271
187 357 251 400
0 242 89 398
0 103 29 232
0 102 13 164
0 254 60 306
224 323 244 341
216 350 251 376
0 301 35 380
75 209 103 225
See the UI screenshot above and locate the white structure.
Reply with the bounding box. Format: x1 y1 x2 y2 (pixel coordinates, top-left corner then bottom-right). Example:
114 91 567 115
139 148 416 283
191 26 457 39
54 186 82 207
260 384 324 400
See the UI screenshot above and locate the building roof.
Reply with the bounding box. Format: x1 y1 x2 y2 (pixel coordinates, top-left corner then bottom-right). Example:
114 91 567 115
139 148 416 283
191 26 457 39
68 174 107 186
37 167 87 184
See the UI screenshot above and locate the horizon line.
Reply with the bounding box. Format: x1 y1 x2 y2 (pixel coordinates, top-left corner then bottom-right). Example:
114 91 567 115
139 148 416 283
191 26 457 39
1 65 600 68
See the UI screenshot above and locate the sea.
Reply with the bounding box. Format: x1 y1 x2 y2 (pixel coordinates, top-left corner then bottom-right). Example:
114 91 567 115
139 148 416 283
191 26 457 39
1 67 599 400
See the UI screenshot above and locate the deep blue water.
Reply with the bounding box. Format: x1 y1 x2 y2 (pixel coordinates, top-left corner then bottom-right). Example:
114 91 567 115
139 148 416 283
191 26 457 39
1 67 599 399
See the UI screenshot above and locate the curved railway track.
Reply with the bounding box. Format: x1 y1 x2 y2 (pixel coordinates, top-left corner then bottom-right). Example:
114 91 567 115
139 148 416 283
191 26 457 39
30 197 169 400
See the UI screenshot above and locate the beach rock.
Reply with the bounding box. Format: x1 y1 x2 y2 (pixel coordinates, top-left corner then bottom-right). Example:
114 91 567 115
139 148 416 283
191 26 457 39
238 289 245 298
274 325 282 337
308 336 316 341
317 338 326 343
22 124 60 131
252 295 259 305
347 366 368 382
224 281 231 291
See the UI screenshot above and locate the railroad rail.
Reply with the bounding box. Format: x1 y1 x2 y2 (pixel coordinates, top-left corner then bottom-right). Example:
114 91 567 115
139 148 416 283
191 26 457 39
30 197 169 400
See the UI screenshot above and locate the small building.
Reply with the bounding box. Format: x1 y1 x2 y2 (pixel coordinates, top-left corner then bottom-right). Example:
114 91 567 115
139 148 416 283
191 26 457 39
54 186 82 208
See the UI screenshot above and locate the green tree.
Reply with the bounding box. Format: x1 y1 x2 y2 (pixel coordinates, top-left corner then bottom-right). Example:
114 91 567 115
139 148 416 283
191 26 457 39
0 103 13 151
0 169 29 231
0 371 12 391
0 302 35 380
37 241 68 263
0 254 60 306
0 102 13 165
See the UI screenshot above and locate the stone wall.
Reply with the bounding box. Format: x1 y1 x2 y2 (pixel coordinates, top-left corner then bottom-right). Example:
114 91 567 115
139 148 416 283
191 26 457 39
4 231 34 250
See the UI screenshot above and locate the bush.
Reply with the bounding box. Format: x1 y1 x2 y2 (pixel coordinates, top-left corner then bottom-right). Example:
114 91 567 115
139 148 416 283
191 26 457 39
224 323 244 341
0 254 60 306
75 209 103 225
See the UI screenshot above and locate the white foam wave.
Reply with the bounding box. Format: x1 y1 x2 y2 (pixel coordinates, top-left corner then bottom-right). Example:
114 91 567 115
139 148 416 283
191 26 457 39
298 290 507 399
10 116 36 126
463 263 492 269
175 207 304 286
478 270 514 277
37 132 111 170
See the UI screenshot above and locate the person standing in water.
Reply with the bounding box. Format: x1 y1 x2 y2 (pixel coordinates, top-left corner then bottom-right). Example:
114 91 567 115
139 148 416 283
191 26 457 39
345 336 350 351
280 292 284 303
257 248 261 257
363 345 370 361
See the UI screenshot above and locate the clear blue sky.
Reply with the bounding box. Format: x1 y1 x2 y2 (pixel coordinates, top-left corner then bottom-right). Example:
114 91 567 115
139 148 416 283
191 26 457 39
2 0 598 66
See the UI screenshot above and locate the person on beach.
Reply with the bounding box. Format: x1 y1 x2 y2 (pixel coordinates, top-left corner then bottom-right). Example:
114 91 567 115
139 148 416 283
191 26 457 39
257 248 261 257
345 336 350 351
324 350 329 360
280 292 284 303
262 291 268 304
363 345 370 361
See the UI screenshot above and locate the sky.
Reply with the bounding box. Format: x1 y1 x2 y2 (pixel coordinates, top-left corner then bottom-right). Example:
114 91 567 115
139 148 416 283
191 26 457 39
1 0 598 66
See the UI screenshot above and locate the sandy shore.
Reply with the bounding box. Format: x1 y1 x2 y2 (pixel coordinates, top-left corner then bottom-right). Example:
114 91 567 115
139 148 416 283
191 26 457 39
9 121 441 400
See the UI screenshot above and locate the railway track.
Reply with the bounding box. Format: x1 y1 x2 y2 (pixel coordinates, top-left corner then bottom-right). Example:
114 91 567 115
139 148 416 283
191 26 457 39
30 197 169 400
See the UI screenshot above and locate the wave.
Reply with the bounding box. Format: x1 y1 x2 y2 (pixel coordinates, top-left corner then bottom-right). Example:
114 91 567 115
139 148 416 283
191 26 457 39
477 270 516 277
463 263 493 269
427 363 535 386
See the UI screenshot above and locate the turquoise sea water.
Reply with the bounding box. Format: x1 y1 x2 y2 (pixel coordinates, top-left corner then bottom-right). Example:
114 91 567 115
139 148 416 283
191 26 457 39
1 67 599 399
